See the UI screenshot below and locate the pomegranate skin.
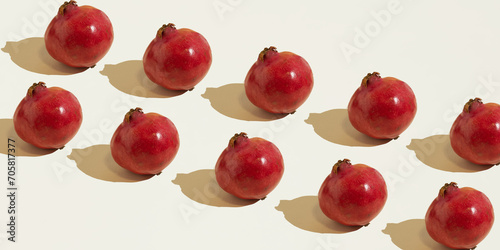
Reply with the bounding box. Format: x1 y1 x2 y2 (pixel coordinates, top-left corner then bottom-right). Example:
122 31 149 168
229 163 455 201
110 108 180 175
44 0 113 68
244 46 314 114
215 133 284 200
318 159 387 226
348 72 417 139
450 98 500 165
143 23 212 91
425 182 494 249
13 82 83 149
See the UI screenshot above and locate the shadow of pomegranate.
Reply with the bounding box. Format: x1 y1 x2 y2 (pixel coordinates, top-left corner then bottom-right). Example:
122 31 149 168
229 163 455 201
407 134 492 172
2 37 87 75
68 144 153 182
305 109 391 147
0 118 56 157
100 60 188 98
382 219 452 250
172 169 258 207
275 195 362 234
201 83 288 121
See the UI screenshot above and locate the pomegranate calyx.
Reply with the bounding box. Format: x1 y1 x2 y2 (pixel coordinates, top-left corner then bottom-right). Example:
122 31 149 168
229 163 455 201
361 72 381 87
125 107 144 123
157 23 176 39
58 0 78 16
258 46 278 61
333 159 351 174
229 132 248 148
439 182 458 197
464 98 483 113
28 82 47 97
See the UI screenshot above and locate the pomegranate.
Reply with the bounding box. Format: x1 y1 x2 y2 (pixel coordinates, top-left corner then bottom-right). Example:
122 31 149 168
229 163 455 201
143 23 212 91
44 0 113 68
425 182 494 249
348 72 417 139
244 46 313 114
110 108 179 175
318 159 387 226
450 98 500 165
13 82 82 149
215 132 284 200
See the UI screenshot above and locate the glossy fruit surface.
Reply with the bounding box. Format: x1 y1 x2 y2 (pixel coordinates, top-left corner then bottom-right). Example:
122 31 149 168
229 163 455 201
110 108 179 175
318 159 387 226
45 0 113 68
143 23 212 91
215 132 284 200
244 46 313 114
425 182 494 249
13 82 82 149
450 98 500 165
348 72 417 139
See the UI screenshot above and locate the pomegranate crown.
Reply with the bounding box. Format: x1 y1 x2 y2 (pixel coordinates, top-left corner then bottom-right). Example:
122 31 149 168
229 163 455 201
125 107 144 122
28 82 47 97
362 72 381 87
333 159 351 174
229 132 248 148
439 182 458 197
463 98 483 113
157 23 176 39
59 0 78 16
258 46 278 61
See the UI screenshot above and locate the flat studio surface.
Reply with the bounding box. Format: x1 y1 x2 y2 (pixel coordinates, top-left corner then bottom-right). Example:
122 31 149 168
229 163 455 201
1 0 500 249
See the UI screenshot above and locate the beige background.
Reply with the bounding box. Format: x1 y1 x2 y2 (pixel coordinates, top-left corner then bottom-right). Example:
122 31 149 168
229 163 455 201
1 0 500 249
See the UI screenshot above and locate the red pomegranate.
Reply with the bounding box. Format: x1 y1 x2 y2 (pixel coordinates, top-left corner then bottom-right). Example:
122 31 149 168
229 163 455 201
425 182 494 249
45 0 113 68
318 159 387 226
143 23 212 91
450 98 500 165
13 82 82 149
110 108 179 175
215 132 284 200
244 46 313 114
348 72 417 139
